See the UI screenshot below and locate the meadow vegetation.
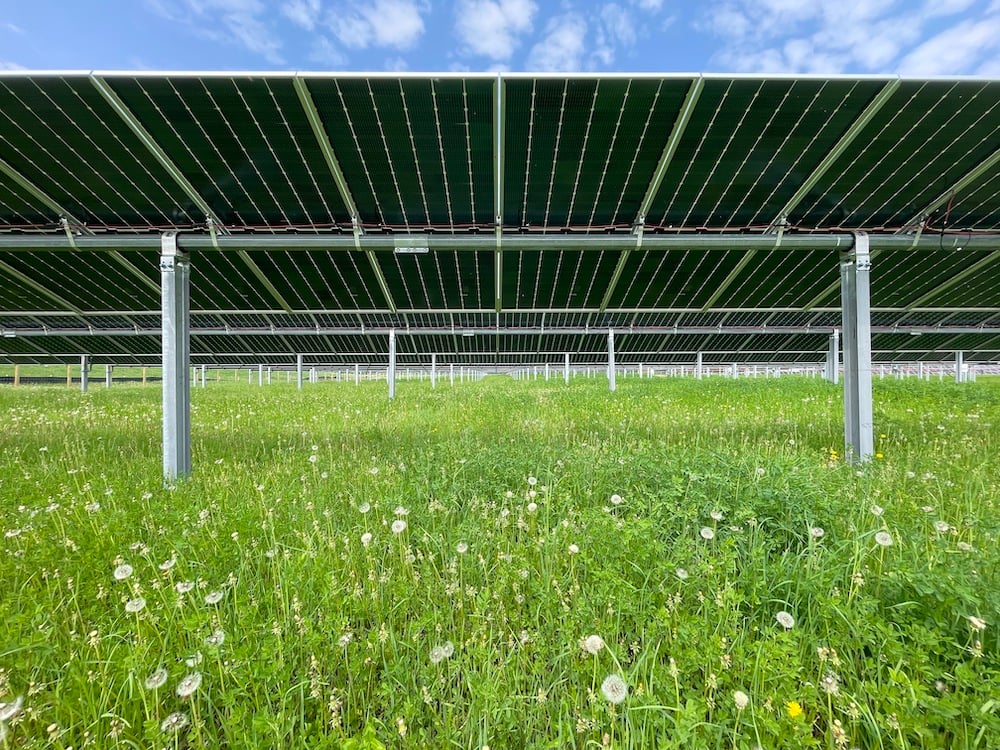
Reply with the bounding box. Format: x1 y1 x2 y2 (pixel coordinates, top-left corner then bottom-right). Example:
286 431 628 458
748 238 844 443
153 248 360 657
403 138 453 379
0 375 997 748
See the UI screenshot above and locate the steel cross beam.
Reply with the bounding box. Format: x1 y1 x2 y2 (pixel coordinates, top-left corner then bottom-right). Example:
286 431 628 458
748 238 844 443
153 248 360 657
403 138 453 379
906 249 1000 309
292 77 397 314
897 145 1000 233
599 76 704 312
0 156 93 232
766 78 901 232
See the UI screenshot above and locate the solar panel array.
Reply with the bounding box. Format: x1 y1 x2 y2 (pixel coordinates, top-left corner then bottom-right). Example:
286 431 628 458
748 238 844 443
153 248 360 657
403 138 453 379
1 72 998 366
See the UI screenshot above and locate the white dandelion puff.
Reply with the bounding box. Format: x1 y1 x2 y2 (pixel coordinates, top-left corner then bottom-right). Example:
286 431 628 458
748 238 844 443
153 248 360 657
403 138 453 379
358 502 371 514
391 519 407 535
185 652 203 667
113 564 133 581
158 557 177 571
0 695 23 722
810 527 825 539
610 494 623 506
204 590 224 605
933 520 950 533
176 672 202 698
870 505 885 517
394 505 409 516
567 543 579 555
710 510 723 521
125 597 146 613
526 502 538 514
969 616 987 632
205 629 226 647
600 674 628 704
144 668 168 690
875 531 893 547
361 532 373 547
160 712 189 735
675 568 689 580
527 476 538 486
430 641 454 664
580 635 605 655
775 611 795 629
700 527 715 540
456 541 469 554
175 581 195 594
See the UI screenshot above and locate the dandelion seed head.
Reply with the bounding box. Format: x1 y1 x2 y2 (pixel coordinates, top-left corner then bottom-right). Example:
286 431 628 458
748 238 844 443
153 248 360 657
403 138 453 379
125 597 146 613
158 557 176 571
820 670 840 695
144 668 168 690
969 616 987 632
733 690 749 710
430 641 454 664
775 611 795 629
394 506 409 516
456 541 468 554
0 695 23 723
933 520 950 533
875 531 893 547
391 519 407 534
358 502 371 514
567 543 579 555
176 672 202 698
700 527 715 540
160 712 189 735
113 564 133 581
526 502 538 514
175 581 194 594
710 510 723 521
205 629 226 647
675 567 689 580
205 590 224 605
610 494 623 506
527 476 537 486
600 674 628 704
361 532 373 546
810 527 825 539
870 505 884 517
580 634 605 655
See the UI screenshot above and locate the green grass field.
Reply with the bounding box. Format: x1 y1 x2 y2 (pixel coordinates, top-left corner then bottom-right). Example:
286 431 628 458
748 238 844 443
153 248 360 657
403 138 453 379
0 376 997 749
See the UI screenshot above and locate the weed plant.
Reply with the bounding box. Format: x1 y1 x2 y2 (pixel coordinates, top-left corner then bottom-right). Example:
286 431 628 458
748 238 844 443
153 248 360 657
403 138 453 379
0 376 997 748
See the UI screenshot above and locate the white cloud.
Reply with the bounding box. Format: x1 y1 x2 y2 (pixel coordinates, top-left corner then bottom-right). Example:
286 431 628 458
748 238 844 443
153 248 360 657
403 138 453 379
454 0 538 60
145 0 285 63
282 0 321 30
3 22 25 34
700 0 998 74
633 0 663 9
0 60 26 70
309 36 346 67
527 14 588 71
329 0 428 50
592 4 636 66
898 16 1000 75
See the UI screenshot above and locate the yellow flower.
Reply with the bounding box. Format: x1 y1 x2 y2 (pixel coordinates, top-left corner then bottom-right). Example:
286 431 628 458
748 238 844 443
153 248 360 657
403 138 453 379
786 701 803 719
875 452 884 459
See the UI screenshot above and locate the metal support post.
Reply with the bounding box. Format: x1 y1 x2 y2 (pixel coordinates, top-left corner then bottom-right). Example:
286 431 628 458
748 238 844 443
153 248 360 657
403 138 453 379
388 329 396 400
450 363 454 385
267 367 272 385
161 233 191 480
841 234 874 464
355 363 360 385
696 352 703 380
828 330 840 384
258 364 263 386
917 361 924 380
297 354 303 389
608 329 616 392
431 354 437 388
200 364 206 388
80 355 89 393
105 364 112 388
732 362 738 378
565 352 570 384
955 351 964 383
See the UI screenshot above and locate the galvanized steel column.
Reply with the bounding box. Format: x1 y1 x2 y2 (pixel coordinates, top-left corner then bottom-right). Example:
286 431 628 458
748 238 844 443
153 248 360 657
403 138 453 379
161 233 191 480
955 351 964 383
564 352 570 384
388 329 396 400
608 329 616 392
841 234 873 463
80 355 89 393
431 353 437 388
296 354 303 389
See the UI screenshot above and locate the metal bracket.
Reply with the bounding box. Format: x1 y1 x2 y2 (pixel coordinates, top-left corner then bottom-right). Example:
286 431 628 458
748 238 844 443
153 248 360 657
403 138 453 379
61 218 80 249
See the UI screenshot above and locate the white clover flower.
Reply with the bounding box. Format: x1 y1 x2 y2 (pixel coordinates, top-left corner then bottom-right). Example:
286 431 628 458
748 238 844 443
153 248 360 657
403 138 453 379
733 690 749 710
699 527 715 540
875 531 893 547
144 668 168 690
933 520 950 533
957 541 974 552
113 564 134 581
600 674 628 704
391 520 407 534
810 527 825 539
775 611 795 629
610 494 623 506
175 581 195 594
125 597 146 614
580 635 605 655
456 541 469 554
176 672 202 698
204 590 224 605
820 671 840 695
160 712 189 735
969 616 987 632
361 532 373 547
338 632 353 647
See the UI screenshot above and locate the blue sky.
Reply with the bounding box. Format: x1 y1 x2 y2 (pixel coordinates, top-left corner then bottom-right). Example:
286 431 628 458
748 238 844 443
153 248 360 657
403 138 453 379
1 0 999 75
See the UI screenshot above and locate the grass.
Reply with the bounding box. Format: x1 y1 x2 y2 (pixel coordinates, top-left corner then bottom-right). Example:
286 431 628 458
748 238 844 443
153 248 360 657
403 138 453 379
0 375 997 749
